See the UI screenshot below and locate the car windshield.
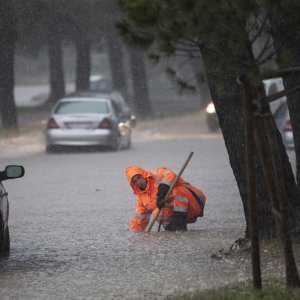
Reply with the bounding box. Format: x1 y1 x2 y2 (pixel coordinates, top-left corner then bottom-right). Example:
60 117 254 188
54 101 108 114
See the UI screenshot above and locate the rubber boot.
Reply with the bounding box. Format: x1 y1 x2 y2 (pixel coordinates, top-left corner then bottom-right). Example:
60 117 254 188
165 211 187 231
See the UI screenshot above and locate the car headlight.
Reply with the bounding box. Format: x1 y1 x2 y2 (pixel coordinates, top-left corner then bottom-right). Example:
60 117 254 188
206 102 215 114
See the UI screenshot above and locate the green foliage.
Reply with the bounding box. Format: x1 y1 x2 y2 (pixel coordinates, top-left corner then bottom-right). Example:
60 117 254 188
117 1 162 49
147 52 161 64
275 49 295 69
116 20 153 49
117 0 300 91
117 0 273 91
165 67 196 94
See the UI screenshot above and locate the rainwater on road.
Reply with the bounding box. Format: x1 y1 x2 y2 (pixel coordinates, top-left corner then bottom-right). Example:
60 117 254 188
0 135 253 299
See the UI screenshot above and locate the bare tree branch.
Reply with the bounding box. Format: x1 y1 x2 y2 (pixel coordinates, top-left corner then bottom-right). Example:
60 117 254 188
249 11 271 44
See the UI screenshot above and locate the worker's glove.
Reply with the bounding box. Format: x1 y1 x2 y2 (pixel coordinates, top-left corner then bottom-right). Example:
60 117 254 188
157 183 169 199
156 196 165 209
156 183 170 209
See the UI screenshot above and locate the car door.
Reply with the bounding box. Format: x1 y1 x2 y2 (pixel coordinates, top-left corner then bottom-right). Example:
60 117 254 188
0 182 9 253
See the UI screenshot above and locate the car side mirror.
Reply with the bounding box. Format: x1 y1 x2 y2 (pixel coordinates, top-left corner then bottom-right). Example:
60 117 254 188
0 165 25 181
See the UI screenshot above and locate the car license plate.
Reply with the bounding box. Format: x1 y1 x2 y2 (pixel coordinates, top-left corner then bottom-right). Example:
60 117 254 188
66 122 93 129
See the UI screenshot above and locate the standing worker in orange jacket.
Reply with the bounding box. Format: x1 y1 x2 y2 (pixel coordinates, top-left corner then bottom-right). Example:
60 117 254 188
125 165 206 231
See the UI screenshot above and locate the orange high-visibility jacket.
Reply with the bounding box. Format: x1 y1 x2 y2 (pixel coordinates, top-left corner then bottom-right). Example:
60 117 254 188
125 166 206 231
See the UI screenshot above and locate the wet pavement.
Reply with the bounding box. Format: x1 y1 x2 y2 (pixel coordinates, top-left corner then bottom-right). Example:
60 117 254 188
0 129 254 299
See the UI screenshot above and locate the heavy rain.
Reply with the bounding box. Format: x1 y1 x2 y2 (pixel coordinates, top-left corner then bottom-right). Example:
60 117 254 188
0 1 300 299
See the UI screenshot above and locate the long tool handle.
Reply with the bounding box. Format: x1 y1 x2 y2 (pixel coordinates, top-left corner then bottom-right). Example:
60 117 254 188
145 151 194 232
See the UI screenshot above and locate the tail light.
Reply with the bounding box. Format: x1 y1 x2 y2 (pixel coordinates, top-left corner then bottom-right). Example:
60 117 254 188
47 117 59 129
283 120 292 132
98 118 112 129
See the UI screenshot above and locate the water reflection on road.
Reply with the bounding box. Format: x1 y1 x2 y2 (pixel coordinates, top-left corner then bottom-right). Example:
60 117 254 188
0 137 249 299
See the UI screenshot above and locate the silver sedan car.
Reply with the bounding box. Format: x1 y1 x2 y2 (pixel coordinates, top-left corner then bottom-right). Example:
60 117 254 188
45 97 131 152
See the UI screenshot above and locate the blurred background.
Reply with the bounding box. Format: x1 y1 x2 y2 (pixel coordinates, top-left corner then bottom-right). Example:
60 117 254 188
0 0 212 130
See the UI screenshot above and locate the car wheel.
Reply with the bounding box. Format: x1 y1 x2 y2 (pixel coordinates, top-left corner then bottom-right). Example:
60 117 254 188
109 135 120 151
46 145 55 153
0 215 10 256
2 227 10 254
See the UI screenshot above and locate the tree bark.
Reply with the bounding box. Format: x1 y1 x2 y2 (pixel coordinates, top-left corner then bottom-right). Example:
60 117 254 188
0 0 17 129
255 84 300 287
104 28 128 99
47 24 65 107
270 3 300 188
129 48 152 115
201 46 287 239
75 37 91 91
284 75 300 187
270 6 300 239
243 76 262 289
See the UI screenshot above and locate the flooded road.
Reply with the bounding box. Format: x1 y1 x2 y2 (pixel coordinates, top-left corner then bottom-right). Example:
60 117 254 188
0 136 249 299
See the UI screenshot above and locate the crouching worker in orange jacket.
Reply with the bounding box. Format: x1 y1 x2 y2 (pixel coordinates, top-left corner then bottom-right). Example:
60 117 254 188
125 165 206 231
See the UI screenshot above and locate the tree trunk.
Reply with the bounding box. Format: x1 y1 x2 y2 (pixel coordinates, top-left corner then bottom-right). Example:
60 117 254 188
211 79 277 239
0 0 17 129
270 8 300 238
75 38 91 91
284 75 300 187
47 25 65 107
243 76 262 289
129 48 152 115
271 3 300 188
255 84 299 287
104 29 128 99
201 48 288 239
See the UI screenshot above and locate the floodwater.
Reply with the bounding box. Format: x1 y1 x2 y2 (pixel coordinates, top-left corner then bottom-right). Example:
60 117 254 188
0 135 250 299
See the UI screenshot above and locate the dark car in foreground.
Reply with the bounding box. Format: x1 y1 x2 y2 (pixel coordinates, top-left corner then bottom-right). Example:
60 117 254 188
0 165 25 256
205 99 294 148
204 78 294 149
45 96 132 152
205 78 287 132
